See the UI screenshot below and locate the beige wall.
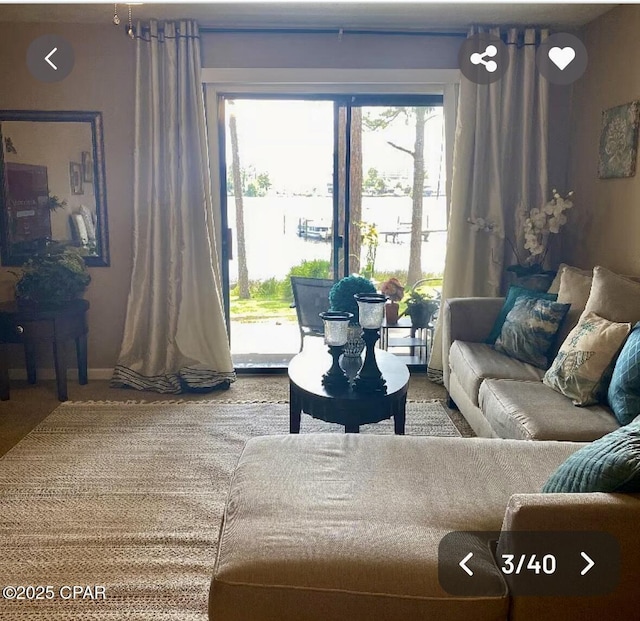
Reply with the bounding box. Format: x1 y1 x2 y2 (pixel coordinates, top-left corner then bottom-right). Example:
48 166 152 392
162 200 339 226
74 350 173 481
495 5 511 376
201 31 461 69
566 4 640 274
0 23 135 369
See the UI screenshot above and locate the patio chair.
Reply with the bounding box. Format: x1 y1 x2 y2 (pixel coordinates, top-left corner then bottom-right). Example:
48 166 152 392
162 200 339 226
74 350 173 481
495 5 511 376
290 276 334 352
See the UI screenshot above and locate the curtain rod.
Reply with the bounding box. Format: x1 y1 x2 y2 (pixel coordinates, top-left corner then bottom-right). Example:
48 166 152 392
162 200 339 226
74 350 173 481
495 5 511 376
198 27 468 38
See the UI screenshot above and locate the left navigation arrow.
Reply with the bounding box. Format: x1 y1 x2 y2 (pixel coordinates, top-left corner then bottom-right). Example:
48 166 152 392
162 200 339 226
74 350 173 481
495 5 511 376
45 47 58 70
459 552 474 576
27 35 74 82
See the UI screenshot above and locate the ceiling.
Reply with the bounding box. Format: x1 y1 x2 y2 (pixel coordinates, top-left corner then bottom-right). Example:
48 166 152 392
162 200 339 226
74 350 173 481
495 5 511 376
0 3 616 30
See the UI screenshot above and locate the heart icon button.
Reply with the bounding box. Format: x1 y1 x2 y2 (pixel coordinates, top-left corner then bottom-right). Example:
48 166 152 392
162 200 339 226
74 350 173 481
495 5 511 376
548 46 576 71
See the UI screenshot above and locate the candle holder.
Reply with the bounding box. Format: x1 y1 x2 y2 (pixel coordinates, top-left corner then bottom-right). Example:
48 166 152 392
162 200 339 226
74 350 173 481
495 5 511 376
353 293 387 394
319 311 353 392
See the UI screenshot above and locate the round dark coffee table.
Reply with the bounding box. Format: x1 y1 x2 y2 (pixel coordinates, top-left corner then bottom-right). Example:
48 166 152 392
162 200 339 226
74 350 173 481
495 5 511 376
288 349 410 434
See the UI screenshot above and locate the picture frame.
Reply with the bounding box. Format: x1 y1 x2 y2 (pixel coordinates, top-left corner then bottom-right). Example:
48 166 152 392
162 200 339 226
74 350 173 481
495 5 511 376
69 161 84 195
598 100 640 179
82 150 93 183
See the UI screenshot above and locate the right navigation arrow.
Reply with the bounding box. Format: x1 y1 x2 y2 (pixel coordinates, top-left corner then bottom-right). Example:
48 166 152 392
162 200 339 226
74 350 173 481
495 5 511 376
580 552 595 576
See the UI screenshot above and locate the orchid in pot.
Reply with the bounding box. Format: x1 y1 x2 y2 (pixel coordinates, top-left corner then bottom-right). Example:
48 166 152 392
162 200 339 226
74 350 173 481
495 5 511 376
507 189 575 280
468 189 575 291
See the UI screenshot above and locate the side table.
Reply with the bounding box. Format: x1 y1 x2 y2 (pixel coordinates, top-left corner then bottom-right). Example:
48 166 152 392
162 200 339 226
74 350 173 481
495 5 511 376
0 299 89 402
380 315 434 364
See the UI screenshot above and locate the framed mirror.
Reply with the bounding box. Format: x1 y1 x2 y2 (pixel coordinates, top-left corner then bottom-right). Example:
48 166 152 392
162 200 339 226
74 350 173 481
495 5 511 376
0 110 109 266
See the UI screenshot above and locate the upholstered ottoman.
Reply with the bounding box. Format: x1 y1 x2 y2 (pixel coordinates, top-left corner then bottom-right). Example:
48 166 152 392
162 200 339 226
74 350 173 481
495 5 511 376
209 434 579 621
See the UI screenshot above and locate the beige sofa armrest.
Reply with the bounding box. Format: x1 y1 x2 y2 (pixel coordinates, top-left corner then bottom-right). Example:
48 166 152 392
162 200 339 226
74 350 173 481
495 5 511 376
500 493 640 621
442 297 505 389
502 492 640 532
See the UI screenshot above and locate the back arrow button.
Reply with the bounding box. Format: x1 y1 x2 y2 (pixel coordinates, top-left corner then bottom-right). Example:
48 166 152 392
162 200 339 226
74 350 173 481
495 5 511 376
27 34 74 82
45 47 58 70
459 552 474 576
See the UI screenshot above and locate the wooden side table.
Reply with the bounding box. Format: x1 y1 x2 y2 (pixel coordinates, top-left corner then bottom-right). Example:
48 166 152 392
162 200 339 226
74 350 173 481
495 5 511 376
0 299 89 402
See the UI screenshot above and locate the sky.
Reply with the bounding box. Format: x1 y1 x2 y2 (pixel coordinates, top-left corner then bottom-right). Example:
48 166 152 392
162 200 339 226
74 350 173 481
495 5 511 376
225 99 445 194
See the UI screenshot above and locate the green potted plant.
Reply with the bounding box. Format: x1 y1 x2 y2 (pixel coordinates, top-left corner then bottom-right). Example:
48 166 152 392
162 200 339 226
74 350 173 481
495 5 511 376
329 275 376 357
401 281 440 328
13 241 91 308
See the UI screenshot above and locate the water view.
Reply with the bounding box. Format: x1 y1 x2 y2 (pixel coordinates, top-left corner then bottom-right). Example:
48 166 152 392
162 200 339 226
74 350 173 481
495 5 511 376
227 195 447 283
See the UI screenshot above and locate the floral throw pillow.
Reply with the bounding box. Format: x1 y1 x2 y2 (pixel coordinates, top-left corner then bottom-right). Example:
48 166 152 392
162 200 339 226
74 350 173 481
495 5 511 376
543 312 632 406
494 297 570 369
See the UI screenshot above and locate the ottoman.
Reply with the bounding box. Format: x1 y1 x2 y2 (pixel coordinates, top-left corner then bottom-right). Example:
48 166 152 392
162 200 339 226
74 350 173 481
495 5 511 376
209 434 579 621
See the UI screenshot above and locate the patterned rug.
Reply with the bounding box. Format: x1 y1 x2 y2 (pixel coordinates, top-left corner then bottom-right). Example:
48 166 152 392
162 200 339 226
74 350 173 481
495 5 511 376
0 401 460 620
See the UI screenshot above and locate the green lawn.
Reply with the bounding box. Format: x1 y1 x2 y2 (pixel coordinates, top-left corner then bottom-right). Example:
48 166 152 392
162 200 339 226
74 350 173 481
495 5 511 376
230 295 297 323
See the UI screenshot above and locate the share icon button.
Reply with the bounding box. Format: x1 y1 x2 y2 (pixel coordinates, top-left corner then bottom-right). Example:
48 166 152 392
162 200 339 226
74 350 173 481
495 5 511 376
458 33 509 85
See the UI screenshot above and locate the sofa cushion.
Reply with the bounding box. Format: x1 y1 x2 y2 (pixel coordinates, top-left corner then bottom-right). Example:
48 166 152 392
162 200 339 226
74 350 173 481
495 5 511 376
486 285 558 344
449 341 544 406
583 266 640 323
494 297 570 369
543 423 640 493
608 323 640 426
479 379 619 441
209 434 580 621
544 312 631 406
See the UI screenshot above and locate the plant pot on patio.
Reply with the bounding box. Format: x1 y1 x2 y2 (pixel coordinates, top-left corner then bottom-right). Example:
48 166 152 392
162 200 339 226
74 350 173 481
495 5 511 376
384 301 400 324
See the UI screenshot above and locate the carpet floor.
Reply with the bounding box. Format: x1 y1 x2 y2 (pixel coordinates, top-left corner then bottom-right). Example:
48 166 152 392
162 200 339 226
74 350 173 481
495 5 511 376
0 375 460 457
1 400 462 620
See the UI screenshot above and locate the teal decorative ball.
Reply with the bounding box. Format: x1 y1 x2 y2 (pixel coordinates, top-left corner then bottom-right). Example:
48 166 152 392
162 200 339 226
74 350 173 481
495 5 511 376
329 275 376 324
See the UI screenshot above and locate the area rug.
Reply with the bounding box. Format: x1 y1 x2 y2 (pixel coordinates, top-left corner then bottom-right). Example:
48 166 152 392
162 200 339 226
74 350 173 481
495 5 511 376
0 401 460 620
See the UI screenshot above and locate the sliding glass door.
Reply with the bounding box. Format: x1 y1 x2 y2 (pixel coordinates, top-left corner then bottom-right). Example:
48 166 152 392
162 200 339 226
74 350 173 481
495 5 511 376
219 94 445 369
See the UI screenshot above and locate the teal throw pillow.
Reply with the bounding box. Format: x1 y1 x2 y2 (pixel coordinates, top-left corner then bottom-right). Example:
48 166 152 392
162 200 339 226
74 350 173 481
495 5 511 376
494 297 571 369
608 323 640 426
486 286 558 345
542 423 640 493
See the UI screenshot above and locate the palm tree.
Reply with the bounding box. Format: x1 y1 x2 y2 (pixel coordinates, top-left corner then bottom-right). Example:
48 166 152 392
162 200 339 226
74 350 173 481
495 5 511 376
228 102 250 299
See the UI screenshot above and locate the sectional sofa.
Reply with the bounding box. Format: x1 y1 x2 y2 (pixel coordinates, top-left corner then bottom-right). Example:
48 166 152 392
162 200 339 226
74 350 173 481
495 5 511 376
209 265 640 620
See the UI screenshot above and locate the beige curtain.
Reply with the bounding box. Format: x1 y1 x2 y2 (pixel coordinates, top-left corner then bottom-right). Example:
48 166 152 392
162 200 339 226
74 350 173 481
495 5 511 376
428 27 549 382
112 20 235 393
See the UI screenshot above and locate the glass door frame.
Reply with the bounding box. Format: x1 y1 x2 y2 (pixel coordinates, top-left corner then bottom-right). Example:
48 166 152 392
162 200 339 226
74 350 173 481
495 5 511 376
216 92 444 355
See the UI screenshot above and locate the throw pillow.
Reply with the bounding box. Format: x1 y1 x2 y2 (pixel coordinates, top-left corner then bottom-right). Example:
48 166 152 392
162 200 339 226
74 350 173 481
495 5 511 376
547 263 591 295
551 265 594 359
542 423 640 493
583 266 640 324
608 323 640 426
556 266 593 308
486 286 558 345
494 297 570 368
543 311 631 406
